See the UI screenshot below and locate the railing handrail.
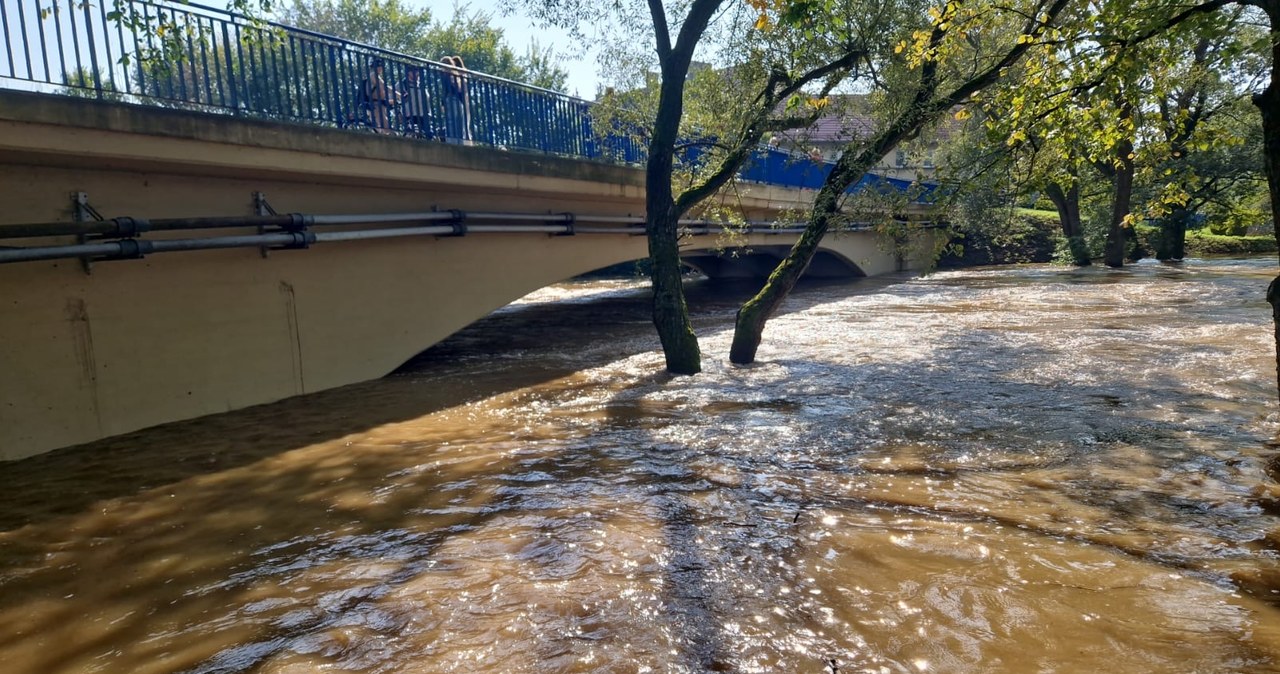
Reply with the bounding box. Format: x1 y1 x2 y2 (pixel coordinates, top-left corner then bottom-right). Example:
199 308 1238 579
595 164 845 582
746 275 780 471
163 0 590 101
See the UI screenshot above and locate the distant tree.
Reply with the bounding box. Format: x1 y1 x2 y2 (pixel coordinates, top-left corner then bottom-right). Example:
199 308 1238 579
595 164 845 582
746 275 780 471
1138 97 1268 239
281 0 432 53
60 68 127 102
279 0 569 89
1139 12 1268 257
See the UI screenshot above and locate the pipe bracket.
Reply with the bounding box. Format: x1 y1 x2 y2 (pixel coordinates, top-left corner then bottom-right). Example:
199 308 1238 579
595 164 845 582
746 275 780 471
276 231 314 250
283 214 311 232
445 209 467 236
73 192 103 275
110 217 151 238
553 213 575 236
111 239 154 260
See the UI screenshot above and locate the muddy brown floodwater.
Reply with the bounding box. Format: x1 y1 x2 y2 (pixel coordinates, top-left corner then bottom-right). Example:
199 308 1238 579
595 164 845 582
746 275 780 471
3 259 1280 673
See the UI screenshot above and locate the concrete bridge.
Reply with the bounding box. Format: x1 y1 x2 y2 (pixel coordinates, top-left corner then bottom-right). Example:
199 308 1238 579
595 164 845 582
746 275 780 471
0 91 934 461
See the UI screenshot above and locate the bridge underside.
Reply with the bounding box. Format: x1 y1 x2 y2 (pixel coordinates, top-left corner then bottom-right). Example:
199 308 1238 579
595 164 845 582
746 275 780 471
0 92 932 460
682 246 867 279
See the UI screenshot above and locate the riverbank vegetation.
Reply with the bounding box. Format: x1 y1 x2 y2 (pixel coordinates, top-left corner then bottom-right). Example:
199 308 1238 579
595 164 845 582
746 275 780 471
503 0 1277 379
937 212 1275 268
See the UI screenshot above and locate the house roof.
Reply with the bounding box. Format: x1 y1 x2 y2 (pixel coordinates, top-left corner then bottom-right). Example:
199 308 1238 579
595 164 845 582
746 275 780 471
807 112 877 142
778 93 958 144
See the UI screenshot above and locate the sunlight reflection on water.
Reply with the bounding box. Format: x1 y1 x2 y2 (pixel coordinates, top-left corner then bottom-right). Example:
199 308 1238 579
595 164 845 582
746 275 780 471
2 259 1280 672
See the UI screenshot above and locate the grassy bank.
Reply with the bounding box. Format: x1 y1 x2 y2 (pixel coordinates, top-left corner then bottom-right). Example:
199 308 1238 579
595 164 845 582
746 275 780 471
940 213 1276 268
1133 224 1277 257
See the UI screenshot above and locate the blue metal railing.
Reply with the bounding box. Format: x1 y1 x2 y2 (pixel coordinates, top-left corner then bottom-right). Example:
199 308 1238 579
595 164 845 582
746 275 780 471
0 0 928 198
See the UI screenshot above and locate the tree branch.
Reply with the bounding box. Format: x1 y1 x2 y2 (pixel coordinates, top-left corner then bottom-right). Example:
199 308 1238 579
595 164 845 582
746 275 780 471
671 0 727 66
1120 0 1239 48
673 50 865 213
648 0 671 60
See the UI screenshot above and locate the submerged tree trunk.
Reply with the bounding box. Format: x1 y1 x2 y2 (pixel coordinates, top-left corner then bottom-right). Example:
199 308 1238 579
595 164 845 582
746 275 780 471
729 152 878 364
639 1 728 376
728 0 1069 365
646 195 701 374
645 83 702 374
1045 181 1090 266
1255 2 1280 402
1104 136 1135 268
1154 207 1191 261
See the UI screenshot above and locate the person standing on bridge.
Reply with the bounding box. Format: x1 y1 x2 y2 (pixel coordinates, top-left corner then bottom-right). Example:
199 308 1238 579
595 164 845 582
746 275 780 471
361 59 397 134
441 55 472 145
399 65 433 139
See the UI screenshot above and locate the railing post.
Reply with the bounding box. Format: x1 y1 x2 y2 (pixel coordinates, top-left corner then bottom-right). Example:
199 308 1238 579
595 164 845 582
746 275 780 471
82 0 101 97
222 21 238 112
328 43 340 125
1 0 15 80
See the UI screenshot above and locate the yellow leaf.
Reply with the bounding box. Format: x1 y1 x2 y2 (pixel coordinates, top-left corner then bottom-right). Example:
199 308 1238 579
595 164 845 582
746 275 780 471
954 108 972 121
754 13 770 30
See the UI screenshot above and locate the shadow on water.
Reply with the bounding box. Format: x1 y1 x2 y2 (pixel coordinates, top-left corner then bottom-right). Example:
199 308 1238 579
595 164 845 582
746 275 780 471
0 275 883 534
583 265 1280 669
0 358 562 534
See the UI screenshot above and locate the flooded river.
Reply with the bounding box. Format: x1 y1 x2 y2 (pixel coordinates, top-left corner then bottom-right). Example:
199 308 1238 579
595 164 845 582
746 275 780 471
3 258 1280 673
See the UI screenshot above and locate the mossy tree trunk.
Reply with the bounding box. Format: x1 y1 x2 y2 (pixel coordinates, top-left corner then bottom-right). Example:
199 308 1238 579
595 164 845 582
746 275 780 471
1104 134 1135 268
646 129 702 374
1154 207 1191 261
638 0 729 376
1045 180 1090 266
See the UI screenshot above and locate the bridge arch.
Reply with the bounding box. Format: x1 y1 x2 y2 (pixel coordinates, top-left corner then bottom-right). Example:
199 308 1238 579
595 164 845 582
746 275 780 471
681 245 867 279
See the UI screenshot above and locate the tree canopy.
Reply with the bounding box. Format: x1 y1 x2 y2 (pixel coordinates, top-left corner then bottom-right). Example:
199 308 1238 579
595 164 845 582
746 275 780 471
280 0 569 90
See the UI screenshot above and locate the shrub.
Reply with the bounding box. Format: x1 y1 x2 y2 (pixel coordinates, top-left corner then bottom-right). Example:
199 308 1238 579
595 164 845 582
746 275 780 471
938 212 1062 267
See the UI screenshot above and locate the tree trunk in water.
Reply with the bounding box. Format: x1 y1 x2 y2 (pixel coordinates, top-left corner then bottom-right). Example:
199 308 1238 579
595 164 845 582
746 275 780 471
643 48 703 375
1155 207 1190 261
730 158 870 365
1254 4 1280 402
1045 181 1089 266
727 0 1071 365
1104 137 1135 268
729 207 835 365
647 199 701 375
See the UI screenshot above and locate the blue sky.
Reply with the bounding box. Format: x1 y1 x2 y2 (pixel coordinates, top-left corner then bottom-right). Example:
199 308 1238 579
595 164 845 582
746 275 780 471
406 0 603 97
